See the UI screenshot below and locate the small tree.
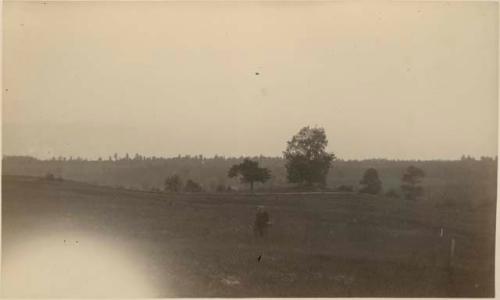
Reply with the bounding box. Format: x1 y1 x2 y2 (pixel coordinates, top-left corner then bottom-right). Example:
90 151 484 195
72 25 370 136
401 166 425 200
228 158 271 191
184 179 203 192
283 126 335 187
164 175 182 193
359 168 382 195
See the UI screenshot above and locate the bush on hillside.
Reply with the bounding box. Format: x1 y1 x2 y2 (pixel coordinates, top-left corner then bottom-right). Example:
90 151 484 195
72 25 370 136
184 179 203 192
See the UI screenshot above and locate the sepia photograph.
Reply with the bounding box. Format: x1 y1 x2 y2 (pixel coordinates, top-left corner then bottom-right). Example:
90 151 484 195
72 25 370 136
1 0 498 298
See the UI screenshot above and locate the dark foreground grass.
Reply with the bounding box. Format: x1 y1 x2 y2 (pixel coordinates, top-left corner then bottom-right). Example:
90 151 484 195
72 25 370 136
1 175 495 297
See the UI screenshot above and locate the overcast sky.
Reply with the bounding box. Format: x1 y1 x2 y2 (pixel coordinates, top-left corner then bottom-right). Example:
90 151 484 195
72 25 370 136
3 1 498 160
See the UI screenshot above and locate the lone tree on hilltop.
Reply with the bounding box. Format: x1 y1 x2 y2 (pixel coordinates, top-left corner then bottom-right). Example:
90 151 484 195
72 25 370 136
164 175 183 193
283 126 335 187
359 168 382 195
228 158 271 191
401 166 425 200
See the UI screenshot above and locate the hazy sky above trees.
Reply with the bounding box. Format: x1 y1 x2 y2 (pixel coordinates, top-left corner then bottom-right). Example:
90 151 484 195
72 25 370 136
3 1 498 160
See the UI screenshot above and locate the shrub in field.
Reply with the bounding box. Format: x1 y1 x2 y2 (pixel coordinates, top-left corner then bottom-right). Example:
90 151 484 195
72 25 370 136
44 173 55 181
401 166 425 200
228 158 271 191
164 175 183 193
216 184 227 192
284 126 335 187
385 189 400 198
184 179 203 192
359 168 382 195
336 185 354 192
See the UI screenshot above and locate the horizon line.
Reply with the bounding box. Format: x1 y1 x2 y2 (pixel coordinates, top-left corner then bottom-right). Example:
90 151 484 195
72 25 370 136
2 153 497 162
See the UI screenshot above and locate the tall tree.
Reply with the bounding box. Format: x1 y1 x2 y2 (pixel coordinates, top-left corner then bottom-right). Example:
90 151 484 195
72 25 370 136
228 158 271 191
283 126 335 186
359 168 382 195
401 166 425 200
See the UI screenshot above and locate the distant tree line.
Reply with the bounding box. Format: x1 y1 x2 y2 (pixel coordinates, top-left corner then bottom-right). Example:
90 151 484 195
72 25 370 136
2 126 497 205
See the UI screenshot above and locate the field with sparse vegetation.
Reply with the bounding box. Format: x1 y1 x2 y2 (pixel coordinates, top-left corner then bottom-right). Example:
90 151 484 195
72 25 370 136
2 175 495 297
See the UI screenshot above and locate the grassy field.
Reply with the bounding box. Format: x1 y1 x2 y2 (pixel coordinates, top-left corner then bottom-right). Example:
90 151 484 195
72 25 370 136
1 175 495 297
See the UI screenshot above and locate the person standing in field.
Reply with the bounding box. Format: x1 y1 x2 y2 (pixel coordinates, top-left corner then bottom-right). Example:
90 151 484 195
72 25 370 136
254 206 271 238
